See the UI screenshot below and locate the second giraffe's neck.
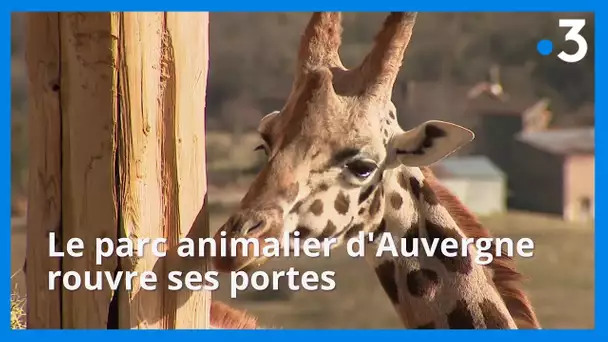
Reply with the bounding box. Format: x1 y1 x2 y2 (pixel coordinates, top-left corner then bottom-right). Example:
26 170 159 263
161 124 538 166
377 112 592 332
363 166 518 329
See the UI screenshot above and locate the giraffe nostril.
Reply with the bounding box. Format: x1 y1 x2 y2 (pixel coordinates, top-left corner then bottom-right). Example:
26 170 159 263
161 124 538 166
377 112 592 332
241 219 265 235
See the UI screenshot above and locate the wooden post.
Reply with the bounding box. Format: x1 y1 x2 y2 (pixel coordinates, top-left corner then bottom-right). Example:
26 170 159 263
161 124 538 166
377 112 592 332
25 12 62 329
25 12 211 329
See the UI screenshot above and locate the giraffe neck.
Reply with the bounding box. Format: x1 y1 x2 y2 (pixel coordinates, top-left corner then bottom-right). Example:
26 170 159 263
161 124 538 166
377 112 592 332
364 166 518 329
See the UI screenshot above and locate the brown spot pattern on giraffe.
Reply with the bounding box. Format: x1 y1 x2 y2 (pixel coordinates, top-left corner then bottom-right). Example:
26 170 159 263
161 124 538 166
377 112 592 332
358 184 376 204
309 199 324 216
425 219 473 274
294 226 312 239
389 192 403 210
281 182 299 202
398 172 409 190
420 180 439 205
447 300 476 329
375 260 399 303
318 220 337 239
368 186 383 216
479 298 511 328
401 221 420 254
345 223 365 239
318 183 329 191
372 219 387 242
408 176 421 199
406 269 440 298
401 217 420 239
290 200 304 214
422 166 540 329
334 191 350 214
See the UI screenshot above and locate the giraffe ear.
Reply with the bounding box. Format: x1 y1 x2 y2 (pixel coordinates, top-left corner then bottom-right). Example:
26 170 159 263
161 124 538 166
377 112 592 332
257 110 280 132
387 120 474 167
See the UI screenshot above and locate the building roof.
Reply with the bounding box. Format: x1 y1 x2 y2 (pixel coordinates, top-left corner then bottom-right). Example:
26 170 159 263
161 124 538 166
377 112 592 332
431 155 505 180
516 127 594 155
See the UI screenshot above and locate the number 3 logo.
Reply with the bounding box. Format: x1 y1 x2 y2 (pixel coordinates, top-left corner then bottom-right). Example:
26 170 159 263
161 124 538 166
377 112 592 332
558 19 588 63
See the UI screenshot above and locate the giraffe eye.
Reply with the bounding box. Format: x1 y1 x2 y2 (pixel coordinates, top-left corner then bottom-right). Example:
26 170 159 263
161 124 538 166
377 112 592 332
254 144 268 155
346 160 377 179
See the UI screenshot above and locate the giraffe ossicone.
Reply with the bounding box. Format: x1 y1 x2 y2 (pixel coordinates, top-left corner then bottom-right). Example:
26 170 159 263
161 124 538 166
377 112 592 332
211 12 540 330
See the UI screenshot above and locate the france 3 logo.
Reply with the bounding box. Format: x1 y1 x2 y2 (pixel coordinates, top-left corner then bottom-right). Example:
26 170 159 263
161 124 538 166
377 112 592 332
537 19 589 63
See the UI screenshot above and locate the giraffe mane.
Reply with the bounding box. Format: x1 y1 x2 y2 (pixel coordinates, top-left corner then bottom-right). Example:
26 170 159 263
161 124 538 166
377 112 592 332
421 166 541 329
210 300 261 329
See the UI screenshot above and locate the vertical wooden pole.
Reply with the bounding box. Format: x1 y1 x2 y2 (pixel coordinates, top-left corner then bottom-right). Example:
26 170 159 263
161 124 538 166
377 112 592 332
25 12 62 329
116 12 211 329
25 12 211 329
59 12 120 329
163 12 211 328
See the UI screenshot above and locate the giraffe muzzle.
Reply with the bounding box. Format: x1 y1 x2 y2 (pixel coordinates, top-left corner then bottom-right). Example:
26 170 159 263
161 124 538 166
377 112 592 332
211 209 283 273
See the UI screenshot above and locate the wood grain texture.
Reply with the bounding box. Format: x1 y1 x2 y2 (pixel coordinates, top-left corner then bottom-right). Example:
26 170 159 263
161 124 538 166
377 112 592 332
116 12 166 329
165 12 211 329
117 12 211 329
25 12 62 329
59 12 120 329
26 11 210 330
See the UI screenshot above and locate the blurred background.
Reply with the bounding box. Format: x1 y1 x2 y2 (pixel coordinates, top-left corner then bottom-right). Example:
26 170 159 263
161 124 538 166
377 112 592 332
11 12 594 329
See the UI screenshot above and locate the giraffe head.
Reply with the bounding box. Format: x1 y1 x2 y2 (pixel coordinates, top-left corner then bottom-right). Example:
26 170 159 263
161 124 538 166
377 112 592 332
212 12 474 272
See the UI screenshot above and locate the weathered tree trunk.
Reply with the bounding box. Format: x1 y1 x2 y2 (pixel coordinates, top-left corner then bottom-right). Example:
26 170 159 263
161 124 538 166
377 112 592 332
25 12 210 329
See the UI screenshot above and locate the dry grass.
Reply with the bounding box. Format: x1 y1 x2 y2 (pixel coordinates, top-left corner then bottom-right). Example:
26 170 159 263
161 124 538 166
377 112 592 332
11 291 26 329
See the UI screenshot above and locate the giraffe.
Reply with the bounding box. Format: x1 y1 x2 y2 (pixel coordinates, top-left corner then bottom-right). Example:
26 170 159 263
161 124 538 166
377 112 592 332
210 301 261 329
211 12 540 329
207 164 542 330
